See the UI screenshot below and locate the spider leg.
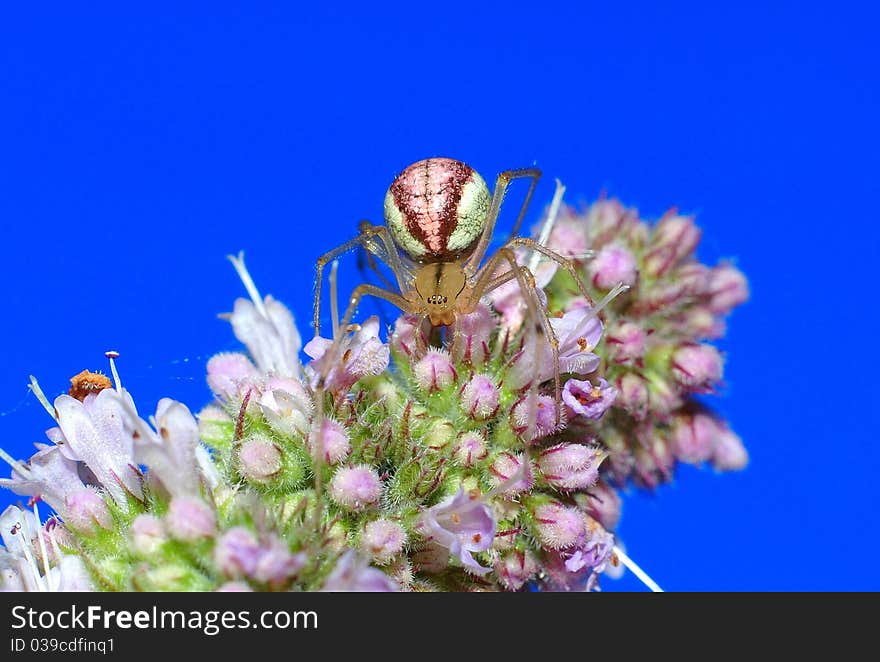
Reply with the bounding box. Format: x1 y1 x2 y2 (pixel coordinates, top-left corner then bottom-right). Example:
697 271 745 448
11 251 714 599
463 168 541 276
474 247 561 439
503 238 597 305
356 220 400 293
313 224 411 338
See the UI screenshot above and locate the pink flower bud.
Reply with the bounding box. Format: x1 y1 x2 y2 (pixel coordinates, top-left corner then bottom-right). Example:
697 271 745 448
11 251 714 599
460 374 500 420
708 263 749 314
711 426 749 471
588 243 638 289
307 419 351 465
531 502 585 550
489 453 533 495
495 549 539 590
671 344 724 392
253 540 306 587
670 412 720 465
511 394 563 443
130 514 166 555
166 496 216 542
360 519 407 565
643 213 701 277
583 480 622 530
214 527 262 578
605 320 646 363
63 488 112 534
548 217 589 258
538 443 605 491
413 349 457 392
391 314 428 359
238 435 282 483
452 432 488 467
450 304 494 366
615 372 649 420
206 352 259 401
329 465 382 511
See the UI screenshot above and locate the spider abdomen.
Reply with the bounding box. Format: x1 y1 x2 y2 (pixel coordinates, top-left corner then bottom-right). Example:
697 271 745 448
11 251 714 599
384 157 490 262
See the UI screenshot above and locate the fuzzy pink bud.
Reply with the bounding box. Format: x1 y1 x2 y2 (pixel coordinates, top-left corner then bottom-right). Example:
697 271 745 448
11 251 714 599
360 519 407 565
307 419 351 465
63 488 113 534
391 314 427 359
166 496 216 541
238 435 283 483
452 432 488 467
644 213 701 277
671 344 724 392
708 263 749 314
489 453 533 495
495 549 540 590
605 320 646 364
214 527 262 578
206 352 259 401
538 443 605 491
670 412 720 465
130 514 166 555
253 540 306 587
583 480 622 530
588 243 638 289
460 374 500 420
413 349 457 392
531 502 586 550
511 394 563 443
329 465 382 511
616 372 649 420
711 427 749 471
450 304 495 366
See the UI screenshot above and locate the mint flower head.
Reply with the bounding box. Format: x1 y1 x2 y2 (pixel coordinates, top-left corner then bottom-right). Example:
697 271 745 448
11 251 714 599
0 186 747 593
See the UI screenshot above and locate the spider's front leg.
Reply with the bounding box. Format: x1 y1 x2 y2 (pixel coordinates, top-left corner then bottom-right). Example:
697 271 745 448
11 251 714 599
313 223 410 338
468 246 562 439
463 168 541 277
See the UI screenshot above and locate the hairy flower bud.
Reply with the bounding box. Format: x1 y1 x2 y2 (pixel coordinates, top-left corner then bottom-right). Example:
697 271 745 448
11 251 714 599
671 344 724 392
605 320 646 364
460 374 500 420
413 349 457 392
588 243 638 289
166 496 216 542
239 435 283 483
711 426 749 471
329 465 382 511
360 519 407 565
452 432 488 467
531 502 586 550
63 488 113 534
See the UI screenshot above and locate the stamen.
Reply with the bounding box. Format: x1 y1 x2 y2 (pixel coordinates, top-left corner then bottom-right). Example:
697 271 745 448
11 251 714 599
16 512 46 592
32 501 53 591
612 545 664 592
227 251 269 319
329 259 340 337
0 447 31 479
105 350 122 392
527 178 566 274
28 376 56 420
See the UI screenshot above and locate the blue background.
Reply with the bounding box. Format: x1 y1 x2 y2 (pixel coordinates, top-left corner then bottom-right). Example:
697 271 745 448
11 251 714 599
1 3 877 591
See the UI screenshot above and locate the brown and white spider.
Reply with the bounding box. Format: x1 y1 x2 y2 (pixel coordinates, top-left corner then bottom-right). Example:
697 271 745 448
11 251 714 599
308 157 609 496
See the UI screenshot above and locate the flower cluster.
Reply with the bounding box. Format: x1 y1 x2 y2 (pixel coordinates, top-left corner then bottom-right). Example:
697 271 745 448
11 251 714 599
0 197 747 592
